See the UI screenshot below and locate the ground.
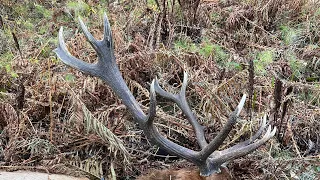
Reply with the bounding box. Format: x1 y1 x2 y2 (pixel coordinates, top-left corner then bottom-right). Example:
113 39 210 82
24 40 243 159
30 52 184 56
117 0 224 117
0 0 319 179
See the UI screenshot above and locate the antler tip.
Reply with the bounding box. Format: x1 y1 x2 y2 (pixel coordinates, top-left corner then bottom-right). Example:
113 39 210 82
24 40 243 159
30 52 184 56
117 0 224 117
56 27 66 54
262 114 267 126
242 94 247 100
102 12 112 43
263 125 272 138
183 71 188 77
183 71 188 84
103 12 108 20
150 79 157 99
151 79 155 90
271 127 277 136
236 94 247 116
58 26 64 37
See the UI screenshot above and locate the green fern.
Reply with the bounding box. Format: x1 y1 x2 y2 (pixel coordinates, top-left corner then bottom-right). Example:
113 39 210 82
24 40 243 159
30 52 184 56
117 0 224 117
280 25 299 46
254 50 274 75
0 52 18 78
67 0 91 17
199 43 214 58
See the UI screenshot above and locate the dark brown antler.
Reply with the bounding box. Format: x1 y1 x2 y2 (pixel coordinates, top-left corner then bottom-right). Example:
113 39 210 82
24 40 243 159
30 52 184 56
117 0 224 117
54 14 276 176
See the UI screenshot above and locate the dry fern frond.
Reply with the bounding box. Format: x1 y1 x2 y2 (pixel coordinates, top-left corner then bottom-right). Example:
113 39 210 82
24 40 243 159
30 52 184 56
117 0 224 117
69 156 103 179
26 138 58 156
0 103 18 134
199 70 249 123
69 95 129 163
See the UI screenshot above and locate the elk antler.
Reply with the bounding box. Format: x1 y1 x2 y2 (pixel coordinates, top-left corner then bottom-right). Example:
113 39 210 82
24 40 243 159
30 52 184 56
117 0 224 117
54 13 276 176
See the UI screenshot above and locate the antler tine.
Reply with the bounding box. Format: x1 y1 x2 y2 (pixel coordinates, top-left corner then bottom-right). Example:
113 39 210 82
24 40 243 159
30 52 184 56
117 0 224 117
212 126 276 164
181 71 188 96
56 16 146 122
154 72 208 148
102 13 113 45
198 94 247 160
142 80 203 165
78 17 99 52
54 27 99 76
146 80 157 123
251 114 268 140
224 114 268 152
79 14 115 65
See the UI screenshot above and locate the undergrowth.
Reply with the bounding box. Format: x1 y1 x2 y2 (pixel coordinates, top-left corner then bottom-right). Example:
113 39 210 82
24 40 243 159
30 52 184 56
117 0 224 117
0 0 319 179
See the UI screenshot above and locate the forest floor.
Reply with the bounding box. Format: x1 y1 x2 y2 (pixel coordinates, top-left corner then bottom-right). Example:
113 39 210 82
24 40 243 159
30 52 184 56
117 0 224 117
0 0 320 179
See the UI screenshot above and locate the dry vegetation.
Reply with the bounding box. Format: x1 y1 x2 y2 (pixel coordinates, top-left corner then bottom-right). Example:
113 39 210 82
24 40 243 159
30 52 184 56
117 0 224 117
0 0 319 179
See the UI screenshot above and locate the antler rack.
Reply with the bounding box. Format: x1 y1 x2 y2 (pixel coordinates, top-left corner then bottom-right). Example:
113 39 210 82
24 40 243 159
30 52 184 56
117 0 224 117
55 14 276 176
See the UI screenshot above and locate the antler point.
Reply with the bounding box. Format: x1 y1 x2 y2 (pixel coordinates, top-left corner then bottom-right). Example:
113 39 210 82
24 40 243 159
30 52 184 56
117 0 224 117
271 127 277 136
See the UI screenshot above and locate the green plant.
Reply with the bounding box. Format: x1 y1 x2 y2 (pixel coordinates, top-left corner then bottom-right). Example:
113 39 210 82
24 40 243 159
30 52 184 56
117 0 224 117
65 74 76 82
132 8 144 19
174 38 198 53
0 52 18 78
199 42 214 58
174 40 231 68
67 0 91 17
40 45 52 58
226 61 242 71
213 44 229 66
210 12 221 22
273 148 295 159
0 28 11 53
14 4 29 17
280 25 299 46
286 51 306 79
254 50 274 75
34 3 52 19
23 20 34 31
147 0 159 12
292 165 318 180
314 7 320 17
